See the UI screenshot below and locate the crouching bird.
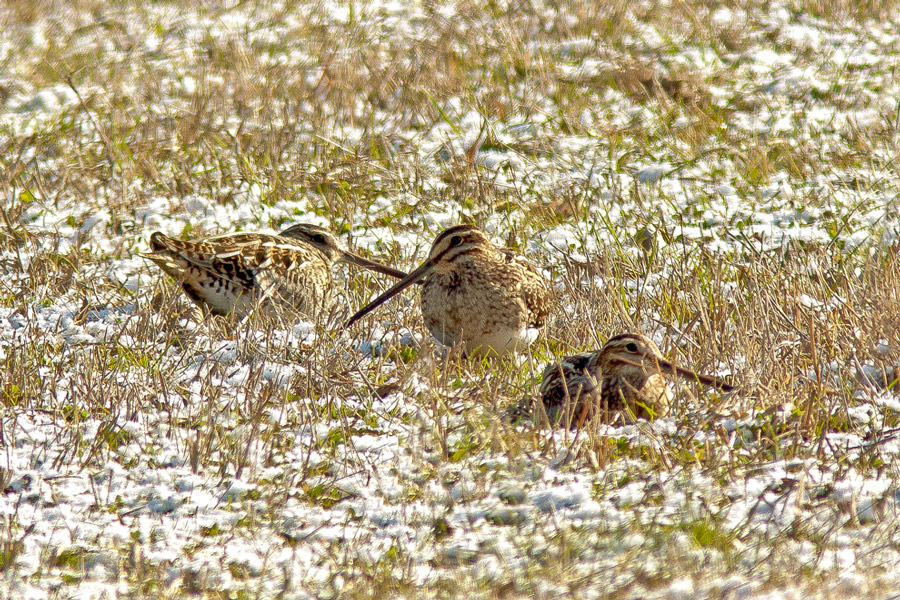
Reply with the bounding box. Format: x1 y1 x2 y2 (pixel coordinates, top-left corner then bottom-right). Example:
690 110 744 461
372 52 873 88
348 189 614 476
539 332 734 427
144 224 407 319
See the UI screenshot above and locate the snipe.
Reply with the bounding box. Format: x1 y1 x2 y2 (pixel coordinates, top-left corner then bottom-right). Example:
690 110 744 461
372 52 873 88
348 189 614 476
144 223 406 319
346 224 552 356
539 332 734 427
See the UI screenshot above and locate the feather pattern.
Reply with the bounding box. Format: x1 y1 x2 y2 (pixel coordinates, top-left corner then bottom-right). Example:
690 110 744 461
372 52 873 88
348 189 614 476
144 224 407 318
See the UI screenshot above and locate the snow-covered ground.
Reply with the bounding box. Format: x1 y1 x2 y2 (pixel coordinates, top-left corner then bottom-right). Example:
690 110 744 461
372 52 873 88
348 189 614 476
2 1 900 598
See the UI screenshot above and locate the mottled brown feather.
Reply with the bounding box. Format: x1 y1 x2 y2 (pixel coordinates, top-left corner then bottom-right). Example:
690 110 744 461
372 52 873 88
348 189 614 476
538 332 734 426
144 224 405 319
347 225 552 356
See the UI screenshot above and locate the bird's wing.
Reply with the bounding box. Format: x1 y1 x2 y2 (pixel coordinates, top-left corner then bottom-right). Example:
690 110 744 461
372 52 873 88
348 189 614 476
500 248 553 328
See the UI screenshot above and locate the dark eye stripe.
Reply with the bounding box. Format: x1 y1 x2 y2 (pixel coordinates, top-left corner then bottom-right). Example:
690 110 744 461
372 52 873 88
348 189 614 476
432 224 478 248
431 244 480 265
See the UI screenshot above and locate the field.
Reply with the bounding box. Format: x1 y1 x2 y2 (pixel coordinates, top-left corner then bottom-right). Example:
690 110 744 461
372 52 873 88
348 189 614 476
3 0 900 598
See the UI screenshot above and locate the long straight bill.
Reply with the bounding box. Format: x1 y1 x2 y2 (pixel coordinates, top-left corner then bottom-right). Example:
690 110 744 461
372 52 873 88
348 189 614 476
345 259 435 328
660 358 735 392
342 252 409 280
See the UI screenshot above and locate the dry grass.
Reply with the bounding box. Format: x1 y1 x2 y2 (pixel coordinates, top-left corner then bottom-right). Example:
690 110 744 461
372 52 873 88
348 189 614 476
3 0 900 598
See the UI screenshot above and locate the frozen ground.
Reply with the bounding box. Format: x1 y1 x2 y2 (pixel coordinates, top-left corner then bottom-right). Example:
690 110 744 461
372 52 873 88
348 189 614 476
3 1 900 598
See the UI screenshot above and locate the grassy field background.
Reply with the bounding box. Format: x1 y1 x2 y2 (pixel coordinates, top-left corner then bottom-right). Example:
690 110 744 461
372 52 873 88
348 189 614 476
3 0 900 598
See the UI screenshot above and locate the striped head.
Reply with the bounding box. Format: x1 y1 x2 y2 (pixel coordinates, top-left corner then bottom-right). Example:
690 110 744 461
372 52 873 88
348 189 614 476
423 224 495 273
278 223 344 263
595 333 667 376
278 223 407 279
345 224 494 327
597 332 734 403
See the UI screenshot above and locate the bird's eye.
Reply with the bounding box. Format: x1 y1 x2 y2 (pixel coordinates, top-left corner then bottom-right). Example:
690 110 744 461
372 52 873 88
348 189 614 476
450 235 463 246
313 234 327 244
626 342 638 353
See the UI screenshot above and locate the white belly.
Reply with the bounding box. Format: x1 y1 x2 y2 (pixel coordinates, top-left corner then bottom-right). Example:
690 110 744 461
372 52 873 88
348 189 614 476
430 324 539 357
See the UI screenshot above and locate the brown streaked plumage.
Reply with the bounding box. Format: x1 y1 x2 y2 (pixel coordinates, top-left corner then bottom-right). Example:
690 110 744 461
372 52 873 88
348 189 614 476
539 332 734 427
144 223 407 319
346 224 552 356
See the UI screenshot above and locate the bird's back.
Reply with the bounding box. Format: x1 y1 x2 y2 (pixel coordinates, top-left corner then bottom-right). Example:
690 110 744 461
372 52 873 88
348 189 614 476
538 351 600 426
146 232 332 317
